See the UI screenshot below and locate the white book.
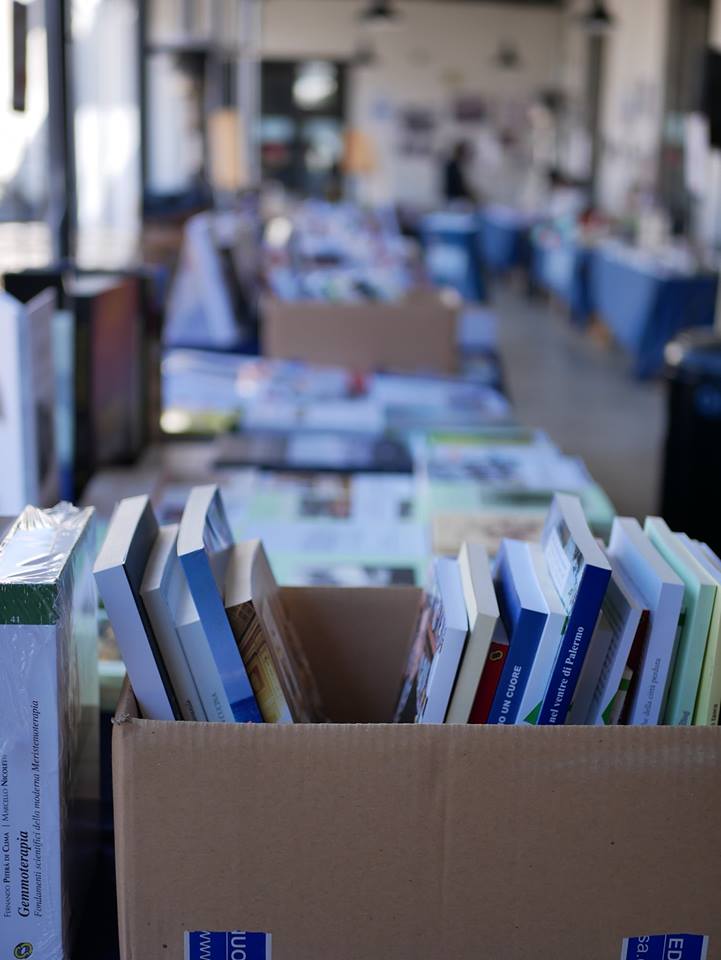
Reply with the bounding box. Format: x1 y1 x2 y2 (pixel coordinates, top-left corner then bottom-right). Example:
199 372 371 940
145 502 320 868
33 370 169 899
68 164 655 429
419 557 469 724
606 517 684 725
446 542 499 724
174 574 236 723
94 495 178 720
515 542 565 726
586 563 646 725
140 525 206 722
0 289 59 513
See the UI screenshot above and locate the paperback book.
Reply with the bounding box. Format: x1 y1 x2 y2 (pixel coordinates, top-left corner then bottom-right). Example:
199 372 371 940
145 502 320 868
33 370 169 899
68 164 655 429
394 557 468 724
178 485 263 723
534 493 611 725
606 517 684 725
644 517 715 726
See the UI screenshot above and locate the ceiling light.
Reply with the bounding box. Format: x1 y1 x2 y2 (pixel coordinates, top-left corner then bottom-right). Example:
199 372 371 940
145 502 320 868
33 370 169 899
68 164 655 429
358 1 402 32
578 1 616 34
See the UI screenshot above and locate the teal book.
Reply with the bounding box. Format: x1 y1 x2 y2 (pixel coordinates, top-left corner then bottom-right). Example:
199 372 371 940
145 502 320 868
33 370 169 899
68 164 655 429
644 517 716 725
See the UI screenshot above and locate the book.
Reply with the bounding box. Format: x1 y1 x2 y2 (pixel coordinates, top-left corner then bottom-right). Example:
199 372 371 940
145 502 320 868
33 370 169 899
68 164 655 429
468 620 509 724
606 517 684 724
516 542 566 725
0 503 98 957
536 493 611 725
140 524 205 722
445 541 499 724
394 557 468 724
487 540 548 725
644 518 716 725
224 539 322 723
677 536 721 726
584 563 648 726
94 495 179 720
173 573 236 723
177 484 262 723
0 289 59 514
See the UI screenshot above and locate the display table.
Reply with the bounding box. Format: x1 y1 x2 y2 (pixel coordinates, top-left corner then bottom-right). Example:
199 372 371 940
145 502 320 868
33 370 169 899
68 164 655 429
530 233 593 325
589 243 719 378
420 210 486 301
478 205 534 273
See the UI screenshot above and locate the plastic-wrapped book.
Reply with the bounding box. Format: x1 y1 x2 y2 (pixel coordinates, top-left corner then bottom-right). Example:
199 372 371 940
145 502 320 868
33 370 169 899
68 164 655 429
0 503 99 959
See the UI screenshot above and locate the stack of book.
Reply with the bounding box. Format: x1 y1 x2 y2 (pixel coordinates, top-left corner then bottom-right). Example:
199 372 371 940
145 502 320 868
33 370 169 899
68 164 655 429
397 492 721 727
94 484 322 722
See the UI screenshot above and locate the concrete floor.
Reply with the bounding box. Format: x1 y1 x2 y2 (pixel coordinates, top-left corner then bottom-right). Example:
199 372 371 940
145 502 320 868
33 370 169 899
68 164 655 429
493 284 667 521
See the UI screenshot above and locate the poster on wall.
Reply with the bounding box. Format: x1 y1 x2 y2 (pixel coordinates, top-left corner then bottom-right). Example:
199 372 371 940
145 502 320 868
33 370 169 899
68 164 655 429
399 107 437 157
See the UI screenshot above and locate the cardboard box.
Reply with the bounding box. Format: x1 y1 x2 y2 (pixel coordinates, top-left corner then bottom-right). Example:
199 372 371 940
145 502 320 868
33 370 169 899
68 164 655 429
260 291 459 374
113 586 721 960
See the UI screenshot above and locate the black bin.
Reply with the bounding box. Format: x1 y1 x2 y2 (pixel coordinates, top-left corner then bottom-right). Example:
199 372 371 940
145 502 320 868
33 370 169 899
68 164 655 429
661 328 721 553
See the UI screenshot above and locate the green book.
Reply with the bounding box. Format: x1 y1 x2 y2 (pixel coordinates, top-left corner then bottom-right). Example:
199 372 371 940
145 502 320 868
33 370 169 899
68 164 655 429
644 517 716 725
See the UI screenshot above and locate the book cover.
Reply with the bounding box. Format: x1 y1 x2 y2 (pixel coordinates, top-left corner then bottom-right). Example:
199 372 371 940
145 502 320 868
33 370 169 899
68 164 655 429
487 540 548 725
606 517 684 725
177 485 262 723
140 525 206 722
224 540 323 723
173 575 236 723
536 493 611 725
0 504 98 958
584 563 646 726
678 537 721 726
446 541 499 724
645 518 716 726
394 557 468 724
468 621 509 724
0 289 59 514
516 542 566 725
94 495 179 720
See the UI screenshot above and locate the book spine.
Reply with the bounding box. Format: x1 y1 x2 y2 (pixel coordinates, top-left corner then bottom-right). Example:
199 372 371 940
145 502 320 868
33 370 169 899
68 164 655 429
487 610 546 724
665 585 716 726
538 565 611 725
181 551 262 723
176 617 235 723
469 638 508 724
142 588 206 722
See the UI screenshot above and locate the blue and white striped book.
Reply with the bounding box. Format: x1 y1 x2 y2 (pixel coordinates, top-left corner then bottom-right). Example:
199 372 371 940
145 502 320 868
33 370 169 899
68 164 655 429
177 485 262 723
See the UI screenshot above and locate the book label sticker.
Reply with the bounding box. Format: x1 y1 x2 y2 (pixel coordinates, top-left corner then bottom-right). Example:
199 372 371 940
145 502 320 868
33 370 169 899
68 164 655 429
621 934 708 960
185 931 271 960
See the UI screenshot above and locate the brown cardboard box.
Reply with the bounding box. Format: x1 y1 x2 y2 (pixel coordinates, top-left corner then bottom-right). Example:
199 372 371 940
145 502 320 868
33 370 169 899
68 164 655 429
113 586 721 960
260 291 459 374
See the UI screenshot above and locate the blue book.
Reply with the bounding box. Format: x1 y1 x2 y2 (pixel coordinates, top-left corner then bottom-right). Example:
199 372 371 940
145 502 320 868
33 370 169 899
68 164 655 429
177 485 262 723
487 540 548 725
537 493 611 725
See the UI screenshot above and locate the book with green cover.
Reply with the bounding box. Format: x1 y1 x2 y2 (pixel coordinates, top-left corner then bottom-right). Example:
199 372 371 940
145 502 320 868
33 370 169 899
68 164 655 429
678 536 721 726
644 518 716 725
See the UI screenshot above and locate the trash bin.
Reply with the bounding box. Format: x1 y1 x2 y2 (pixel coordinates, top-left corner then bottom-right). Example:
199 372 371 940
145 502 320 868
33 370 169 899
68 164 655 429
661 328 721 553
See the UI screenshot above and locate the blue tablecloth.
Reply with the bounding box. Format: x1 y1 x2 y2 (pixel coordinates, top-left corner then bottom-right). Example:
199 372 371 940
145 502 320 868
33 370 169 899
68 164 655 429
589 246 719 378
478 206 533 273
420 212 486 302
530 236 592 325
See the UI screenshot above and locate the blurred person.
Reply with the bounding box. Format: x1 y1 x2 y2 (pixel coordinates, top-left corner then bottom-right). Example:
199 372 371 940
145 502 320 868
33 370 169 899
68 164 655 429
443 140 478 204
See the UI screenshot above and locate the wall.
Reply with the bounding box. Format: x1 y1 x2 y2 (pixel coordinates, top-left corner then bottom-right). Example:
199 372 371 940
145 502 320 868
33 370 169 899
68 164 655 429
595 0 671 214
261 0 565 207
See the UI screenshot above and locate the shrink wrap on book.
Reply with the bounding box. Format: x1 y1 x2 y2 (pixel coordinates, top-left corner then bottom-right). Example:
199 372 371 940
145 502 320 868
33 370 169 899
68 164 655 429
0 503 99 959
